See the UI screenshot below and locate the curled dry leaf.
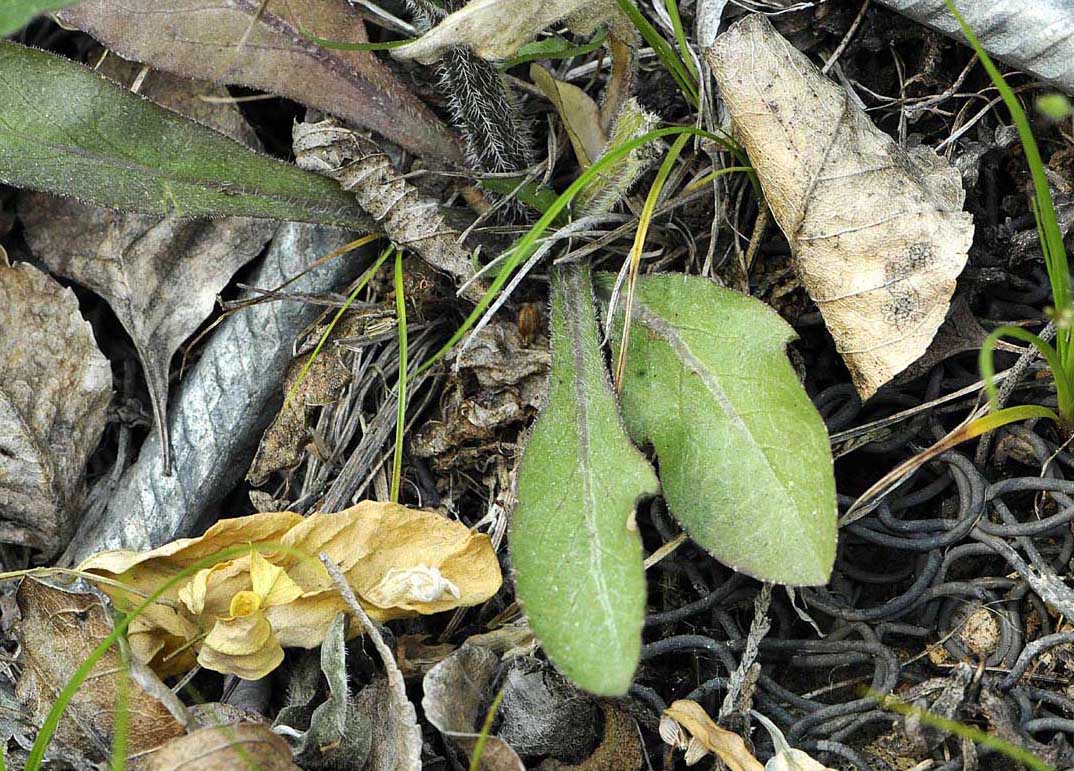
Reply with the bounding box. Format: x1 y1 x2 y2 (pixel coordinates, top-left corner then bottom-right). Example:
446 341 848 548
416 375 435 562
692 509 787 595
19 59 275 476
145 723 300 771
660 700 763 771
394 0 626 64
15 577 187 768
422 644 525 771
79 501 502 679
273 613 372 769
293 117 482 301
60 0 459 163
706 14 973 399
0 259 112 555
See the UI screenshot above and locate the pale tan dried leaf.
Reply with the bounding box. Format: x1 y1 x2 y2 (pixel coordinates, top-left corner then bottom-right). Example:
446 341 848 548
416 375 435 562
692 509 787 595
19 60 275 475
0 260 111 555
662 700 764 771
60 0 460 162
293 117 482 301
751 709 835 770
145 723 300 771
706 14 973 399
422 644 525 771
394 0 622 64
15 578 187 767
531 63 606 168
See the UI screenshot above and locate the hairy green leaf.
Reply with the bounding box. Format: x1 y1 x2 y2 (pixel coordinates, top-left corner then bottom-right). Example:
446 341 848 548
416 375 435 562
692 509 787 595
512 264 658 696
0 41 373 229
0 0 81 35
598 273 836 586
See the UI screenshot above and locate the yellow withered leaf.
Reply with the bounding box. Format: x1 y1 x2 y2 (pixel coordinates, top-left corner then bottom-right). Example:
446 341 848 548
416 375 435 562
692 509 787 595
80 502 502 679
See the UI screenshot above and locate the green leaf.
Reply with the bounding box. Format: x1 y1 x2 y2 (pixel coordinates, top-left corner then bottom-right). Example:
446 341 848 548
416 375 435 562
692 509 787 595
511 264 658 696
0 0 81 35
598 273 836 586
0 41 372 230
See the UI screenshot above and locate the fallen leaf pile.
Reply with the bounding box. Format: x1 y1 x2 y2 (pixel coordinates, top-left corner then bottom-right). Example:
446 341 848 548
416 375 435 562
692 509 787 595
79 501 502 680
707 13 974 399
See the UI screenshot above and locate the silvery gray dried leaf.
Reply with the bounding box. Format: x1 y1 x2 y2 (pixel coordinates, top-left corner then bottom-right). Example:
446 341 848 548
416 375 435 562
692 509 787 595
19 60 275 475
0 259 111 555
274 613 372 770
876 0 1074 96
707 14 973 399
422 644 524 771
60 224 368 565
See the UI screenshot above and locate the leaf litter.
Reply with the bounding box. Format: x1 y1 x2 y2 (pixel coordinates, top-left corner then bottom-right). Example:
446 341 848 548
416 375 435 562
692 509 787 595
4 1 1074 769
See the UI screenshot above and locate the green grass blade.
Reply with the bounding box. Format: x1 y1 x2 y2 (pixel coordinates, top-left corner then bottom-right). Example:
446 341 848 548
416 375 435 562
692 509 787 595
947 1 1072 366
415 125 749 374
613 0 698 106
390 246 407 504
663 0 698 82
284 242 391 408
873 691 1054 771
979 324 1074 415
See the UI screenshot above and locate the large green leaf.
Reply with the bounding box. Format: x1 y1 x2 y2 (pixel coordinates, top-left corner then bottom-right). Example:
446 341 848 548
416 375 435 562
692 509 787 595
598 273 836 586
0 41 372 230
511 264 658 696
0 0 81 35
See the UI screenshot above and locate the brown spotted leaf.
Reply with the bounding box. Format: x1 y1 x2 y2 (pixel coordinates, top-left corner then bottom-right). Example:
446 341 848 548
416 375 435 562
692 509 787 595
706 14 973 399
16 578 188 767
0 260 111 555
19 60 275 475
61 0 461 163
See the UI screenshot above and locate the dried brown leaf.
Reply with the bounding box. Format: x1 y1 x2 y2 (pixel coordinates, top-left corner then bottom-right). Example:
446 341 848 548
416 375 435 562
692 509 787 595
0 259 112 555
15 577 187 768
706 14 973 399
60 0 460 162
543 703 643 771
422 644 525 771
145 723 300 771
19 60 275 475
248 328 354 486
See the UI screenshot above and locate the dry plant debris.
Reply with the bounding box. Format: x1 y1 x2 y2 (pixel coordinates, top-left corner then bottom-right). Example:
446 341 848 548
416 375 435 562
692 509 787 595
707 13 974 399
0 258 112 555
19 58 276 475
16 578 188 768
